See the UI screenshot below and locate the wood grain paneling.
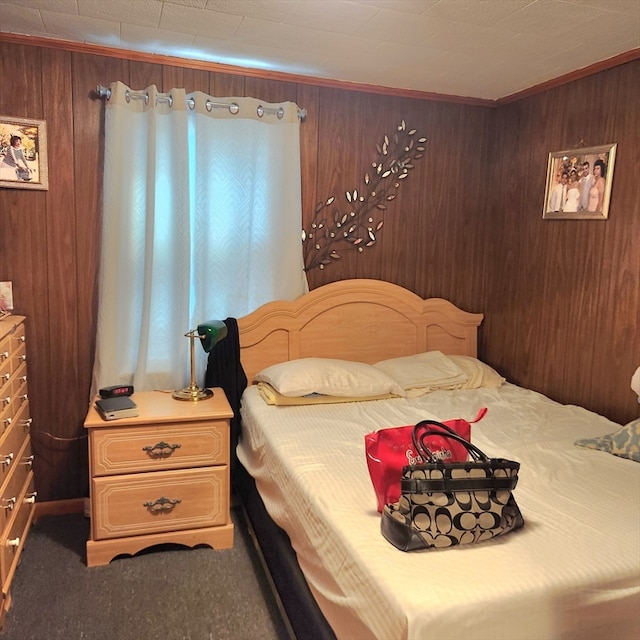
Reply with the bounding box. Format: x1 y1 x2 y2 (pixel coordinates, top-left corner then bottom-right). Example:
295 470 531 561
0 42 637 501
296 82 320 242
162 67 210 95
485 61 640 424
38 48 80 497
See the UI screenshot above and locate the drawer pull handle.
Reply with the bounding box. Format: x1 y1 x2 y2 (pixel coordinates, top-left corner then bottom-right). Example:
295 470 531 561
2 497 16 511
142 441 181 458
1 373 9 382
18 336 26 343
3 417 11 429
18 355 26 362
0 352 8 361
143 496 181 513
24 491 37 504
1 396 10 406
21 418 32 432
2 453 13 467
7 537 19 548
22 454 35 470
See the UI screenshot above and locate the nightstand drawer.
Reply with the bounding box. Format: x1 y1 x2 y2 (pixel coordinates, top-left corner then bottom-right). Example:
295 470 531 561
91 466 229 540
90 420 229 476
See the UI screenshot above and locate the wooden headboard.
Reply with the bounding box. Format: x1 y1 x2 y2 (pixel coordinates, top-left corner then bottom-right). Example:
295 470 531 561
237 279 483 383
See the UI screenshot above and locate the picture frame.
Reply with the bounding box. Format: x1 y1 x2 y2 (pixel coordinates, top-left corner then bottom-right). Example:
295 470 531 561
0 282 13 317
542 143 616 220
0 115 49 191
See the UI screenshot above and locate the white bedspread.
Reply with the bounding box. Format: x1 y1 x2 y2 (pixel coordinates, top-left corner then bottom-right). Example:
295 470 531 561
238 383 640 640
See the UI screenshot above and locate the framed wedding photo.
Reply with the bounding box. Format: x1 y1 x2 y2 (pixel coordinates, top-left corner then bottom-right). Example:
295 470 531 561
0 115 49 191
542 143 616 220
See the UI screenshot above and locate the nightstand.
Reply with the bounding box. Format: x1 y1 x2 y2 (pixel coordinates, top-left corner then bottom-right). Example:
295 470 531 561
84 389 234 567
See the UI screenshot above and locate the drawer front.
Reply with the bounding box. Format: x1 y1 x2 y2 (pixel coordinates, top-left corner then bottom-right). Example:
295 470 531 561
91 420 229 476
0 334 10 377
91 466 229 540
1 365 28 428
1 472 35 592
0 437 33 515
12 362 28 412
10 340 26 374
10 328 27 354
0 403 30 488
0 346 10 394
0 376 14 424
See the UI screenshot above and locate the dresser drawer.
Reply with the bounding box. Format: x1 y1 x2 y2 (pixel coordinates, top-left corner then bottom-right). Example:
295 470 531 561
0 335 10 377
11 361 28 408
0 403 30 488
90 420 229 476
0 366 28 427
0 350 10 395
91 466 229 540
10 328 26 354
10 340 26 374
0 472 35 593
0 437 33 517
0 378 13 424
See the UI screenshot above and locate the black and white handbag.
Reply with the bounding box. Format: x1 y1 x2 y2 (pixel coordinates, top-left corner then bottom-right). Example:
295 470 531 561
381 420 524 551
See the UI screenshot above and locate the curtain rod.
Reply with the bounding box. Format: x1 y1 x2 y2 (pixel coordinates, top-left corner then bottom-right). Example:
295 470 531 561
95 84 307 120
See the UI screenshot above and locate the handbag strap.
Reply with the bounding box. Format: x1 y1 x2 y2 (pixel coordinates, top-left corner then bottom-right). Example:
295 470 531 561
412 420 489 463
401 473 519 493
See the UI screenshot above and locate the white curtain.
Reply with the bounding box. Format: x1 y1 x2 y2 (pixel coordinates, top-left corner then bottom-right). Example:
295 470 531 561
92 81 308 394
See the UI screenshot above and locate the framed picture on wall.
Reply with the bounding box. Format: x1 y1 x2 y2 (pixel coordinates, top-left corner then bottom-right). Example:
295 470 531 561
542 143 617 220
0 281 13 316
0 115 49 191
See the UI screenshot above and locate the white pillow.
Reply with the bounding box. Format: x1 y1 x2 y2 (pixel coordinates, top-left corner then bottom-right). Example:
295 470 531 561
373 350 468 391
447 355 506 389
254 357 406 398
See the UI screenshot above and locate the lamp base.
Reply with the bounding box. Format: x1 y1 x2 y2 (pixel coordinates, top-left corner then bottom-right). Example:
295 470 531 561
172 386 214 401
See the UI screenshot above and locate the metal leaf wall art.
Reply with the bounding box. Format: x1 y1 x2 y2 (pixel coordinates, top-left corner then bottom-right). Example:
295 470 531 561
303 120 427 272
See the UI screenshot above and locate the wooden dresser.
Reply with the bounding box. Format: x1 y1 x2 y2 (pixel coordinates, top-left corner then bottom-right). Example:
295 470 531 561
84 389 234 567
0 315 36 624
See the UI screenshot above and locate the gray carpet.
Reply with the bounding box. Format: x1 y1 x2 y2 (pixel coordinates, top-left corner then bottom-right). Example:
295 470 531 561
2 509 291 640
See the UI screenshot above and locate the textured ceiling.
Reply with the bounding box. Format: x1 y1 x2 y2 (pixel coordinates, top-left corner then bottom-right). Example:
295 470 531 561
1 0 639 100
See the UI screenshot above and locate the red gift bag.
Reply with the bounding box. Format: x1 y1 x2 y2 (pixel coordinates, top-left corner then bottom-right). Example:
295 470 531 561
364 408 487 512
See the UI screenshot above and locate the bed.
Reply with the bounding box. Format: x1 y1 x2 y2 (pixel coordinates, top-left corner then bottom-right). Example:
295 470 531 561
231 279 640 640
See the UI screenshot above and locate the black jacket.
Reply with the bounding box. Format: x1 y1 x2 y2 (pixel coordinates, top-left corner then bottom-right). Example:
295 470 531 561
204 317 247 469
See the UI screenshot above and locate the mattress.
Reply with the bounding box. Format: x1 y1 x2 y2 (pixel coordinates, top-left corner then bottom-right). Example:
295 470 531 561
238 383 640 640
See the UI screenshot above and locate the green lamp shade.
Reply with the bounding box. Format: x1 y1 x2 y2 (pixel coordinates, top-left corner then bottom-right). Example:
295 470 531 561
197 320 228 353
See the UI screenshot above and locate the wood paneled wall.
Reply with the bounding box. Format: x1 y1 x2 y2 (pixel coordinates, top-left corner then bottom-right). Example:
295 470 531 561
0 40 637 501
484 60 640 426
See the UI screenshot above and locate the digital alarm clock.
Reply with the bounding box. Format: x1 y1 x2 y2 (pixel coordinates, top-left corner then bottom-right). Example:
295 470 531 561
99 384 134 399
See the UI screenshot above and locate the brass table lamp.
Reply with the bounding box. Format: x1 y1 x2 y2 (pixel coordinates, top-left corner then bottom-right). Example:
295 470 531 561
173 320 228 401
